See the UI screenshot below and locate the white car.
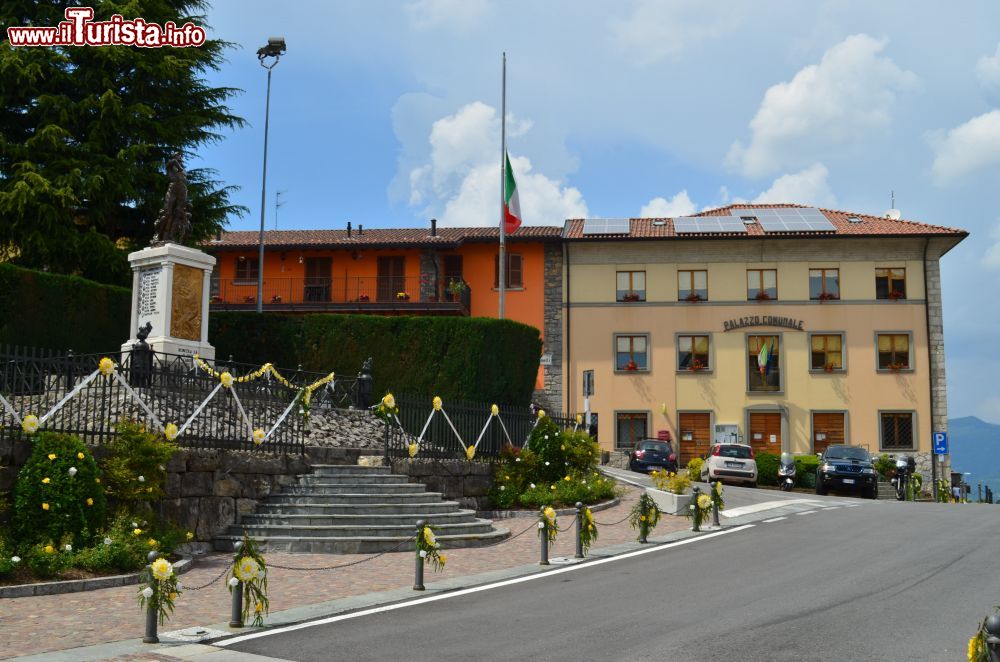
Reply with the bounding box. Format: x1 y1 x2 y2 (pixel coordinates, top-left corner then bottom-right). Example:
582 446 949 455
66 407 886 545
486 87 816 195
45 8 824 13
700 443 758 487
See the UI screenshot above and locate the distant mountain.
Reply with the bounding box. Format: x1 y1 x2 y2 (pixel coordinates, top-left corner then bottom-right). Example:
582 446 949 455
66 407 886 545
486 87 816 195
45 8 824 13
949 416 1000 497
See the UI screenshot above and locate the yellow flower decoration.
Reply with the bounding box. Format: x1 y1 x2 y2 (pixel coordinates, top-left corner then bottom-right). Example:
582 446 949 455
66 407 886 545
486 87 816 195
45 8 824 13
86 498 94 506
252 428 266 445
133 528 142 535
465 445 476 460
382 393 396 409
22 415 40 434
98 357 115 376
164 423 179 441
47 453 56 460
255 603 263 613
639 515 647 522
575 414 582 424
236 557 261 581
44 545 54 554
432 396 442 411
491 404 499 417
186 532 194 541
41 502 50 511
148 538 158 548
550 485 556 491
714 481 723 496
422 527 437 547
95 477 101 484
543 506 556 523
219 371 234 388
564 475 571 482
169 592 178 601
151 558 173 581
697 494 712 510
537 409 546 419
77 452 85 460
407 443 419 458
438 554 447 566
42 477 50 484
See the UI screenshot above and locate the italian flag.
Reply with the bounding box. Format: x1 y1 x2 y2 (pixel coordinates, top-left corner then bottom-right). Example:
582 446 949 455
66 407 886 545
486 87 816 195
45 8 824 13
758 341 770 376
504 152 522 234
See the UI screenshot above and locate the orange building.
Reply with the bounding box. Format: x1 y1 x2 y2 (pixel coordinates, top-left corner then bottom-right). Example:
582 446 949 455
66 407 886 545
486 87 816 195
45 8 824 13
204 222 564 407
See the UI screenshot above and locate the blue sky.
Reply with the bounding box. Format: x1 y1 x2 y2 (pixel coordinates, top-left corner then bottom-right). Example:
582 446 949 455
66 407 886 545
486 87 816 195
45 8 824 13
193 0 1000 423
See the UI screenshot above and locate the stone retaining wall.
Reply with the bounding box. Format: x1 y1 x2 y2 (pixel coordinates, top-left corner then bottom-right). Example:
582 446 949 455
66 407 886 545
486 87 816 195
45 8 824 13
389 458 493 510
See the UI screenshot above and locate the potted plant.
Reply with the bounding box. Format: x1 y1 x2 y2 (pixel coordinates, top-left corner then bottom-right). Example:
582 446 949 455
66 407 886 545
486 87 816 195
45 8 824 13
243 295 255 304
622 291 641 302
624 360 639 371
645 470 694 515
447 280 468 300
685 292 703 303
754 291 772 301
690 358 705 372
396 291 411 301
271 295 282 303
818 291 838 301
888 290 905 300
823 362 836 373
887 362 906 373
358 294 370 302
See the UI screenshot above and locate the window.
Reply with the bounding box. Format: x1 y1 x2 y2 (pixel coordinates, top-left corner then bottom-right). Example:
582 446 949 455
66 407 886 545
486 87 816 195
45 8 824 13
616 412 648 449
747 269 777 301
678 335 710 371
809 268 840 300
235 256 258 281
615 334 649 371
493 253 523 288
881 412 914 450
748 335 780 392
616 271 646 301
877 333 911 370
210 268 220 299
810 334 843 371
678 270 707 301
876 268 906 300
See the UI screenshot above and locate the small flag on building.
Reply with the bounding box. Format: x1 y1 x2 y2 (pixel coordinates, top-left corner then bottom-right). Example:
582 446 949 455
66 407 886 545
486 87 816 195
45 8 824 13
758 341 770 377
504 152 522 234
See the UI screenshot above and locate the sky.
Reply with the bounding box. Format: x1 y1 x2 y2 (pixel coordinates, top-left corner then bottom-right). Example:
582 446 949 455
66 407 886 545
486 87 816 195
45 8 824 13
192 0 1000 424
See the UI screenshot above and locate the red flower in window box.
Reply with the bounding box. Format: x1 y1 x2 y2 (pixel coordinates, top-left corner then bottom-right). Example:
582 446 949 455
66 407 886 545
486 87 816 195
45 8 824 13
685 292 703 303
625 360 639 371
823 362 836 373
887 362 906 373
622 292 641 302
243 295 255 304
271 295 282 303
818 292 838 301
690 359 705 372
754 291 772 301
888 290 905 300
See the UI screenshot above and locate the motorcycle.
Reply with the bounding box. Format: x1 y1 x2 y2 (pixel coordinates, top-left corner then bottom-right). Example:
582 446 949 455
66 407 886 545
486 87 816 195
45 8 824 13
891 455 916 501
778 452 796 491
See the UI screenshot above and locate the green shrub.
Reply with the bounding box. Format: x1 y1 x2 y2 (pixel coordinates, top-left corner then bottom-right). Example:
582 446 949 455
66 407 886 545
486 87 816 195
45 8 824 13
0 263 130 351
209 312 543 404
13 433 106 546
686 457 704 481
794 455 820 487
23 541 72 579
99 422 177 516
755 452 780 486
74 515 154 573
873 453 895 479
516 473 617 509
651 470 691 494
0 536 19 580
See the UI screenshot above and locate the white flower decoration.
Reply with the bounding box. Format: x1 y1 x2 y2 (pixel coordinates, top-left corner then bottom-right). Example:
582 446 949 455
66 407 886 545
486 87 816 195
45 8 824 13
228 577 240 587
530 483 536 489
68 467 77 477
499 485 505 491
138 475 145 483
419 550 428 558
64 544 72 552
11 556 20 564
103 537 113 546
544 435 549 440
515 457 521 462
132 522 138 528
142 586 154 599
544 462 550 466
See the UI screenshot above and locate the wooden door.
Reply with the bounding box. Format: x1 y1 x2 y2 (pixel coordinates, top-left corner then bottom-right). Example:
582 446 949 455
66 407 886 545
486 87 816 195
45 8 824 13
748 412 782 457
812 412 845 454
377 256 405 302
303 257 331 302
678 413 711 464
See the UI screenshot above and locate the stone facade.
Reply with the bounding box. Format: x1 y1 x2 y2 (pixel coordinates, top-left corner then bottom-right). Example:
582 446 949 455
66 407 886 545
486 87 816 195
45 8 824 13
924 254 951 479
307 408 385 449
419 249 441 302
534 242 563 411
390 458 494 510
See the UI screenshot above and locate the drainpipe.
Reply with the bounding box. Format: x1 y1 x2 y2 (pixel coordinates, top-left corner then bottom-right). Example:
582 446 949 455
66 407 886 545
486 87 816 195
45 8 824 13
923 237 936 490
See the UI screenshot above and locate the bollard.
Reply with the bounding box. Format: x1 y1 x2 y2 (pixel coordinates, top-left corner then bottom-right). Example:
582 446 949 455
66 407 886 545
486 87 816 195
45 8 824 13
639 498 649 544
574 502 584 559
414 520 426 591
142 551 159 643
539 508 550 566
691 486 702 532
985 613 1000 661
712 497 721 528
229 541 244 628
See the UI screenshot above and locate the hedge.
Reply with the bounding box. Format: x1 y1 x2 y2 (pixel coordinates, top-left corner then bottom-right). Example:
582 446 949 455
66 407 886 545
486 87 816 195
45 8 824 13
209 312 543 405
0 264 131 352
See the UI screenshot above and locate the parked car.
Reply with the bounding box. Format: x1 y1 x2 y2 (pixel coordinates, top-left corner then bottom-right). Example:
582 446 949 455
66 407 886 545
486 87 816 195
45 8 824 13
815 444 878 498
628 439 678 474
700 443 758 486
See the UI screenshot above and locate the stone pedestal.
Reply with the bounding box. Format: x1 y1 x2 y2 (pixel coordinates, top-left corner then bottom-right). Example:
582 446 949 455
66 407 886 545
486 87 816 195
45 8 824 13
122 243 216 359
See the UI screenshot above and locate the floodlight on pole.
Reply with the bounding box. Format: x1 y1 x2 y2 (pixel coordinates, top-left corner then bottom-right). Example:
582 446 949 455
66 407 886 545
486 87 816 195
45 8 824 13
255 37 286 313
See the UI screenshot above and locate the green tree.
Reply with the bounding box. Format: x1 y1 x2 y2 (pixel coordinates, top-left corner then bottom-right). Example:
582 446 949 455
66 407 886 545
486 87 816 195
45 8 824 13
0 0 246 284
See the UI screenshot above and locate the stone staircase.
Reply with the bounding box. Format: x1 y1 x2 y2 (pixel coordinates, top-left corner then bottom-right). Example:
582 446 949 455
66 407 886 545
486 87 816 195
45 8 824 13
214 465 509 553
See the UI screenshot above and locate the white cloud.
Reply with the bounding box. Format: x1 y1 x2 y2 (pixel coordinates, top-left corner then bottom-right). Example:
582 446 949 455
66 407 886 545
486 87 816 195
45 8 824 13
752 163 836 207
408 102 587 226
727 34 919 178
982 222 1000 270
930 110 1000 186
405 0 491 30
976 44 1000 104
610 0 745 65
639 190 697 217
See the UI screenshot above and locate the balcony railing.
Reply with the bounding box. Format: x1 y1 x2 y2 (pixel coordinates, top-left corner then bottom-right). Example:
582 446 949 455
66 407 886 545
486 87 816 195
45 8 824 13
210 277 471 314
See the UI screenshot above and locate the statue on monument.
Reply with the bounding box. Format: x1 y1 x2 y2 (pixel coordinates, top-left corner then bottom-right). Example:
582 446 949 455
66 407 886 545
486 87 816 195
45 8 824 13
151 153 193 245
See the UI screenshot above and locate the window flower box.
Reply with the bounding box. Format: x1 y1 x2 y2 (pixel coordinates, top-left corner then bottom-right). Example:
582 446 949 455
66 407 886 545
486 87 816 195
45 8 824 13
690 359 705 372
887 362 906 373
624 360 639 371
243 295 255 304
358 294 370 302
396 292 411 301
645 487 693 516
817 292 839 301
754 291 772 301
270 295 282 303
823 362 836 373
888 290 906 300
685 292 703 303
621 292 641 302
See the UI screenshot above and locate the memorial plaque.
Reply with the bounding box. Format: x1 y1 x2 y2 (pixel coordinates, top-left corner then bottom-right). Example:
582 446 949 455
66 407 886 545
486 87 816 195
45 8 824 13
138 266 162 318
170 264 203 341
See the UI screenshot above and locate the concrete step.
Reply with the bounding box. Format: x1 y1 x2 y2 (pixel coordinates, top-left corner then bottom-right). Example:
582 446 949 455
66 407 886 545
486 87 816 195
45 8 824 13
278 483 427 496
228 519 497 539
297 474 410 486
310 465 390 476
254 502 464 516
214 527 511 554
240 510 480 527
266 492 446 505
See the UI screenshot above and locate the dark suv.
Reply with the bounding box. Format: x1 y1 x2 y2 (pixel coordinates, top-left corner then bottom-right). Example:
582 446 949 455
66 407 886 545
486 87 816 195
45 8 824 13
628 439 678 474
816 445 878 498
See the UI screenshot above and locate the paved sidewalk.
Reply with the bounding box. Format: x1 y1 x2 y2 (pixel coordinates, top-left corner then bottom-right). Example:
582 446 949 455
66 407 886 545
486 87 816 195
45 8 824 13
2 486 689 660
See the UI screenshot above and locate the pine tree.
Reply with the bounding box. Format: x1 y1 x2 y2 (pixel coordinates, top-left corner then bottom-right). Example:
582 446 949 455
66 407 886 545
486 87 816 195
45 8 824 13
0 0 246 284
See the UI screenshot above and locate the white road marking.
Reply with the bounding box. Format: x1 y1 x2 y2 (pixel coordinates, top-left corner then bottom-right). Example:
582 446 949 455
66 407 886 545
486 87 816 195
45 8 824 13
761 517 787 523
217 524 757 647
720 499 823 518
822 507 841 510
843 504 861 508
795 510 817 516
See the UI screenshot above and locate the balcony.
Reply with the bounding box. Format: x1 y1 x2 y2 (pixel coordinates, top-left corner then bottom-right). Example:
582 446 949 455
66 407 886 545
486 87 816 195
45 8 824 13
209 277 471 315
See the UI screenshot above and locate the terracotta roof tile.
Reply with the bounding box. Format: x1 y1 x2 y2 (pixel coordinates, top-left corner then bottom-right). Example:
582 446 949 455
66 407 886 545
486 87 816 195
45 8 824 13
205 226 562 250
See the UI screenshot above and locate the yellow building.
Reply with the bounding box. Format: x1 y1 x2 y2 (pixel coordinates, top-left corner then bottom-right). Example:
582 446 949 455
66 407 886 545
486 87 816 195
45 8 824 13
561 205 966 482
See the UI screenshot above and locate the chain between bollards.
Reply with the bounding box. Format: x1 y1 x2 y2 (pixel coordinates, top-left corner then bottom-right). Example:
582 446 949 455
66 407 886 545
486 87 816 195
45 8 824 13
142 551 159 643
538 508 549 565
229 540 244 628
574 502 584 559
414 519 426 591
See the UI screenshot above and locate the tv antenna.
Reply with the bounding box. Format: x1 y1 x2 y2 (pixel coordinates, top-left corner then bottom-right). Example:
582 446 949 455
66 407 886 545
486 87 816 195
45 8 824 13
275 190 287 230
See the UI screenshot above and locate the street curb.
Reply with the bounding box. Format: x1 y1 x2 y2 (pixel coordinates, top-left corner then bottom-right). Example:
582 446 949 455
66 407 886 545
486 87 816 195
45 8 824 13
0 555 193 599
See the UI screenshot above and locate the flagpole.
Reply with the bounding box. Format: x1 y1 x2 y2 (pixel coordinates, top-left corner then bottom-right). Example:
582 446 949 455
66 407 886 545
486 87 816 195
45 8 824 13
499 51 506 320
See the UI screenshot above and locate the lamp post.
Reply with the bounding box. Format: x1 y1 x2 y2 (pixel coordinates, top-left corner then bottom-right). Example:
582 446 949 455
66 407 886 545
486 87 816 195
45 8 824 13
255 37 286 313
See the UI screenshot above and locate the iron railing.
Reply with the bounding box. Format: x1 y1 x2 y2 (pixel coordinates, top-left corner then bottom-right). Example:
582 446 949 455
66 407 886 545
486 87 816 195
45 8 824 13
0 345 364 453
209 277 471 312
385 393 579 460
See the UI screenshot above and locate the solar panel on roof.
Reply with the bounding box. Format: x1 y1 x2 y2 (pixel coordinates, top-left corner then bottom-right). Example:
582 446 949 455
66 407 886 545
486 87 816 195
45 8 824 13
673 217 748 234
742 207 835 233
582 218 630 235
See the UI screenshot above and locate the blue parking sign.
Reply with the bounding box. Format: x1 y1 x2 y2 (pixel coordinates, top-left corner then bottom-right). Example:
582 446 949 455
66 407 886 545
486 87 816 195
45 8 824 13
933 432 948 455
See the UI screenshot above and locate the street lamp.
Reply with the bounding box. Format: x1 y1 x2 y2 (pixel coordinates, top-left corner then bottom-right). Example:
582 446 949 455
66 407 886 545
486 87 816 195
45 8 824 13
255 37 286 313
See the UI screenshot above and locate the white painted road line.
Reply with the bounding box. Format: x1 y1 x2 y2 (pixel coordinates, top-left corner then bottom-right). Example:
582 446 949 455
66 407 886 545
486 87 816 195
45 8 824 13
761 517 787 523
796 510 817 516
217 524 757 647
720 498 823 518
843 504 861 508
822 507 841 510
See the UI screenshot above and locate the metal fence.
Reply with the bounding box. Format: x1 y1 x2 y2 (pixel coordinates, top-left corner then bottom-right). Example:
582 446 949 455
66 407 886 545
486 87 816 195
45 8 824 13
0 345 363 454
385 393 580 460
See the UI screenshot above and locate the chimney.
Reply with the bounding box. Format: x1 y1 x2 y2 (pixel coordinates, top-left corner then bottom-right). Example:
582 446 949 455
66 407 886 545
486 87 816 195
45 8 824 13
358 224 363 235
347 221 352 238
431 218 437 237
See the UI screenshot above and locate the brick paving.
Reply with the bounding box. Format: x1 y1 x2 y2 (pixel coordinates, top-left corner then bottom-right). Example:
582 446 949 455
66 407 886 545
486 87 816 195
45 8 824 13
0 486 689 660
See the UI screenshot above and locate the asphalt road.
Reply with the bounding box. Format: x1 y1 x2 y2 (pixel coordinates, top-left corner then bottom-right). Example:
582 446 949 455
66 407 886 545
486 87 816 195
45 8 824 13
221 499 1000 661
